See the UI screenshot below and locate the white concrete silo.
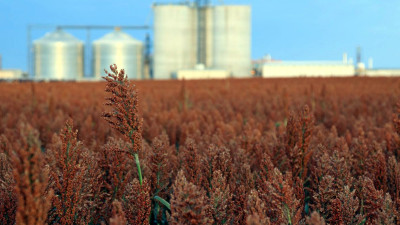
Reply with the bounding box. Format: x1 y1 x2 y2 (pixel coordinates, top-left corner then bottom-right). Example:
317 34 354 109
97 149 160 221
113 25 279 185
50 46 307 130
204 7 214 68
212 5 251 77
92 28 143 80
33 29 84 80
153 4 197 79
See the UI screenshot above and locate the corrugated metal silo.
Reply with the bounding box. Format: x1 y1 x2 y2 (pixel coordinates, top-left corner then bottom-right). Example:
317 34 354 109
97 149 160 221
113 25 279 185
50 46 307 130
153 4 197 79
34 29 84 80
213 6 251 77
92 28 143 79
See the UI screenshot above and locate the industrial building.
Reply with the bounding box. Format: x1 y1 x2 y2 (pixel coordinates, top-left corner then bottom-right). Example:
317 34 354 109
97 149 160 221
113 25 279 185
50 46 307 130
153 3 251 79
258 52 400 78
176 64 230 79
260 54 355 78
364 69 400 76
0 70 26 80
262 62 355 78
23 1 251 81
0 54 26 80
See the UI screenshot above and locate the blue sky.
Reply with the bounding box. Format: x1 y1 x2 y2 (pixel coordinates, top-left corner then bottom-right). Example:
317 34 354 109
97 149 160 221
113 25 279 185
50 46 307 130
1 0 400 72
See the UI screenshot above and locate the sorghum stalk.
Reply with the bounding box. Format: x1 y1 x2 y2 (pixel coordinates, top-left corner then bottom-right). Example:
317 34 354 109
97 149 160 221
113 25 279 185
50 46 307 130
103 64 169 211
103 64 143 185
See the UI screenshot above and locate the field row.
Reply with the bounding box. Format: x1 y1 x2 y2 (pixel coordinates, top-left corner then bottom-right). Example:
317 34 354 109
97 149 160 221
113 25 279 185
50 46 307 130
0 76 399 224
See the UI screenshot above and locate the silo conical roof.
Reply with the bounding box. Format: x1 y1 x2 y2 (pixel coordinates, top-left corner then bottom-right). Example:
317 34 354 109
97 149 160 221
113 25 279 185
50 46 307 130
34 28 83 44
93 29 142 44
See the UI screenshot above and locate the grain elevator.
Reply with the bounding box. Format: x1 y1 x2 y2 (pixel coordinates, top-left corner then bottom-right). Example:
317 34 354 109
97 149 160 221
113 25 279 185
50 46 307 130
28 1 251 81
153 2 251 79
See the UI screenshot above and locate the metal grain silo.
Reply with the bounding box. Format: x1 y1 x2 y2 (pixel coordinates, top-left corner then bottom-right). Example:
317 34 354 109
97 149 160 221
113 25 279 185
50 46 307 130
33 29 84 80
93 28 143 80
153 4 197 79
213 6 251 77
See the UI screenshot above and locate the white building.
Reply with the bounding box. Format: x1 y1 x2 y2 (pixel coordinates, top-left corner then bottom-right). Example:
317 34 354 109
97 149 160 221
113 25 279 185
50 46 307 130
261 54 355 77
0 69 25 80
176 63 230 79
262 61 355 78
365 69 400 77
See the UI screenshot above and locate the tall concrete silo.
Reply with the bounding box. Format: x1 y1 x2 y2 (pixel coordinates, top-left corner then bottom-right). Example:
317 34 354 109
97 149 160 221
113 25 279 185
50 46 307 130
33 29 84 80
93 28 143 79
196 3 213 67
203 6 214 68
213 6 251 77
153 4 197 79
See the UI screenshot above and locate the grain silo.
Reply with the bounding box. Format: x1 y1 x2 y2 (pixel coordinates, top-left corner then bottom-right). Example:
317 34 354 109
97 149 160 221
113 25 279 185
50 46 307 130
212 6 251 77
204 7 214 68
92 28 143 80
33 29 84 80
153 4 197 79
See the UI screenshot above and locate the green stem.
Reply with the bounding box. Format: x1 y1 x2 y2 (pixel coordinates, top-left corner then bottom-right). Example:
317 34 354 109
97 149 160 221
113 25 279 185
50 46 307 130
134 153 143 186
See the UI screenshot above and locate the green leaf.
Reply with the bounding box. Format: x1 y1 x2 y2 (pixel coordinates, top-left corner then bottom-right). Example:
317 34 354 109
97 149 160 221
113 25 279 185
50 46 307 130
154 196 171 210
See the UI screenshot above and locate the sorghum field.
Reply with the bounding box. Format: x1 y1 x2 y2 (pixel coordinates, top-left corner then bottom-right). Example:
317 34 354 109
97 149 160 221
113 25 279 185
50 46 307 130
1 68 400 224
